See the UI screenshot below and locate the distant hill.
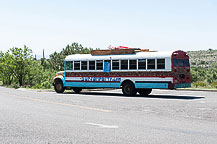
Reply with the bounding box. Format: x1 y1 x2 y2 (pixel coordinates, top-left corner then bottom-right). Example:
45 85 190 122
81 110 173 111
187 49 217 68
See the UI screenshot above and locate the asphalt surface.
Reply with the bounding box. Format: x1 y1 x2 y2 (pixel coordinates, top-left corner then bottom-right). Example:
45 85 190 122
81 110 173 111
0 86 217 144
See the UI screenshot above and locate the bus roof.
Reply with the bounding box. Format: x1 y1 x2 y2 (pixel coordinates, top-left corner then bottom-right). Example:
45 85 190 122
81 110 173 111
65 51 173 61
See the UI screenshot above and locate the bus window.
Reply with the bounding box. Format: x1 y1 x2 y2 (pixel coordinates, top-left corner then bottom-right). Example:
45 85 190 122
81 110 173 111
138 59 146 69
157 59 165 69
121 60 128 70
129 60 137 69
173 58 177 67
112 60 119 70
65 61 73 70
184 59 190 67
147 59 155 69
178 59 184 67
96 60 103 70
81 61 87 70
74 61 80 70
89 61 95 70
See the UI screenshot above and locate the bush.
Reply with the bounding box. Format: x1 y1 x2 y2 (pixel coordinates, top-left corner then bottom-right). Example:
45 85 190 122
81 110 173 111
211 82 217 88
29 64 56 89
193 81 208 88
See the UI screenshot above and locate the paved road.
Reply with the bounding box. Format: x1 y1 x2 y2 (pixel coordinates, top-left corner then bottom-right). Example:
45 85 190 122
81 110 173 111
0 86 217 144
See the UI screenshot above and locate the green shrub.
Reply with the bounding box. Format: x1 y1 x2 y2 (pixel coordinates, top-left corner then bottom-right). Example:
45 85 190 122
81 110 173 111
193 81 208 88
211 82 217 88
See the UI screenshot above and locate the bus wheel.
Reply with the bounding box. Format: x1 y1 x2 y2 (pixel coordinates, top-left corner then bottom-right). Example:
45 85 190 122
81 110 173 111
73 88 82 94
122 82 137 96
138 89 152 96
54 80 65 93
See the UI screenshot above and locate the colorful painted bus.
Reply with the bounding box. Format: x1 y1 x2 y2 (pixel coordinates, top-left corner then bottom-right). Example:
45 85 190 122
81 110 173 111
53 50 191 96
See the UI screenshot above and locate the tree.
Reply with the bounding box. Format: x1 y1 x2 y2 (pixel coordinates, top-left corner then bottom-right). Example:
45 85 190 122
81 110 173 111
49 51 64 70
49 42 94 71
0 52 14 85
7 46 34 86
0 43 97 89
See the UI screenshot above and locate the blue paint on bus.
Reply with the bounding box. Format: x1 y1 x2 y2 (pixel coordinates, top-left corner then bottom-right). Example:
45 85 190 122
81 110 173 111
64 82 121 88
135 83 169 89
174 83 191 88
64 81 171 89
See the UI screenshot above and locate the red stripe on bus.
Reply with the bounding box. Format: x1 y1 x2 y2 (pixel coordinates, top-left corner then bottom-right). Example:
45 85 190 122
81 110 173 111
65 76 173 78
65 80 120 83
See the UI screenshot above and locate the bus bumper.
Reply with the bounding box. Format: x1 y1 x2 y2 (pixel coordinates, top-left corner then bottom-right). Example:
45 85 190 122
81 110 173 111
174 83 191 88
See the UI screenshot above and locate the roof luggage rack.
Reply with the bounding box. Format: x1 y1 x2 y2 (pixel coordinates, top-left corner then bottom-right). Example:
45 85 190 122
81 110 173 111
91 46 154 56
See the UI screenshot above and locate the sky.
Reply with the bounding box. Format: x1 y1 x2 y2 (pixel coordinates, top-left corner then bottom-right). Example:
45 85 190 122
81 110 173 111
0 0 217 57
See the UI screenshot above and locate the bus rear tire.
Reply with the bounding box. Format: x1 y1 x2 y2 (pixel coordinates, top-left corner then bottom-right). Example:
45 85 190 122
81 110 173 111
122 82 137 96
54 80 65 93
138 89 152 96
73 88 82 94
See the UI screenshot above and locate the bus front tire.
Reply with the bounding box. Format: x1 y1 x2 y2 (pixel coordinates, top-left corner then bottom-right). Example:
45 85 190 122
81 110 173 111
138 89 152 96
54 80 65 93
122 82 137 96
73 88 82 94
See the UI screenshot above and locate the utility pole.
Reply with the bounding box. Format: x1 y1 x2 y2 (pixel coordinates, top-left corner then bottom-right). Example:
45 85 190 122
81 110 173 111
43 49 45 59
42 49 45 71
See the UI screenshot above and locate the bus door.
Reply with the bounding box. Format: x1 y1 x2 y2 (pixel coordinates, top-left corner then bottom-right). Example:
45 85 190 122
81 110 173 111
104 60 111 72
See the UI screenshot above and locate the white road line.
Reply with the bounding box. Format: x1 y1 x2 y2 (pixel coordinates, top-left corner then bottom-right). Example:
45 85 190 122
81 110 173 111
1 93 112 113
85 122 118 129
155 93 200 97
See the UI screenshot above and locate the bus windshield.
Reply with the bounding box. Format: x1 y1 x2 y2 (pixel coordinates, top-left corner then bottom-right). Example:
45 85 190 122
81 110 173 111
178 59 184 67
173 58 185 67
173 58 178 67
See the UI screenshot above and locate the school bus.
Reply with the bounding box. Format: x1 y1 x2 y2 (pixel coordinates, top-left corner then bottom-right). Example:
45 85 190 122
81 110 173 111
53 49 191 96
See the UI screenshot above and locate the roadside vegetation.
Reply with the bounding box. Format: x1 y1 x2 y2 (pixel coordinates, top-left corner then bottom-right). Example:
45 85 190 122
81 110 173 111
191 65 217 89
0 43 93 89
0 44 216 89
188 49 217 89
